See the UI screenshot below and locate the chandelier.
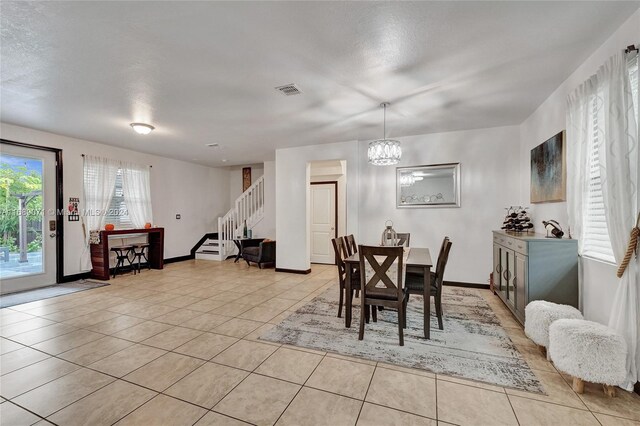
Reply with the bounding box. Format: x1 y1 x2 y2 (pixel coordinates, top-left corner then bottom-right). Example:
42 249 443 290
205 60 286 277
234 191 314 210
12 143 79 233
399 174 415 186
368 102 401 166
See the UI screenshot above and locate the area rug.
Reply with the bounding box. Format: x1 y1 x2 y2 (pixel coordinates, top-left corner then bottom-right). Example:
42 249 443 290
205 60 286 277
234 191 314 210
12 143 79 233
0 280 109 308
260 287 544 393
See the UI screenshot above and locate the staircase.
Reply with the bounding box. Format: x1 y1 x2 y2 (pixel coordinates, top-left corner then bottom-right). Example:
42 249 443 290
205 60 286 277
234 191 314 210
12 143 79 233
195 175 265 261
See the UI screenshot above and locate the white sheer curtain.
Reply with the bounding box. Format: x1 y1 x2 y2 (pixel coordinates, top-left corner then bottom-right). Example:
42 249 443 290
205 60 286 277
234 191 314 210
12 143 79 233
121 161 153 228
566 75 597 256
567 51 639 391
81 155 119 271
599 51 638 391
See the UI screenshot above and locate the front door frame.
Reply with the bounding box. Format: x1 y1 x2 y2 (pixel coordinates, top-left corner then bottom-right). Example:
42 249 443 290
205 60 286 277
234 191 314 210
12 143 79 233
1 138 64 284
309 180 338 264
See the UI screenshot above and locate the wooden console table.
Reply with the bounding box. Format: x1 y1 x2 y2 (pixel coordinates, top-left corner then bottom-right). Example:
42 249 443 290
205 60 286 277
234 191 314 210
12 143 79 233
90 228 164 280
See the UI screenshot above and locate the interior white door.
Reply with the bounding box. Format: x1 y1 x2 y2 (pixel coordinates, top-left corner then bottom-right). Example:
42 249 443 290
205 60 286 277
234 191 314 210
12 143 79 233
310 183 336 264
0 143 58 294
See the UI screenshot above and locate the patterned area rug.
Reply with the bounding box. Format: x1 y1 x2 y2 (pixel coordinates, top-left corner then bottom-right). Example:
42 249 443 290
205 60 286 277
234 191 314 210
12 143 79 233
260 287 544 393
0 280 109 308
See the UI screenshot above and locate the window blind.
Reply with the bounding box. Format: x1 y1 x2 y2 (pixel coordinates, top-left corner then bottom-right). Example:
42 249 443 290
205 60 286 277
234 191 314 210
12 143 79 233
582 93 616 263
581 52 638 263
106 170 133 228
83 165 133 229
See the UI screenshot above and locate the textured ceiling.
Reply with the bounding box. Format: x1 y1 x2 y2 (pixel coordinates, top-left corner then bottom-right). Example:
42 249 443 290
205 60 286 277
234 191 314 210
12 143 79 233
1 1 638 166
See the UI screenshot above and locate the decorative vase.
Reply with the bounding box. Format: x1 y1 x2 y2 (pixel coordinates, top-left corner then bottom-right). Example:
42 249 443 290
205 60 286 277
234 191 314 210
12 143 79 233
105 224 115 231
381 220 398 246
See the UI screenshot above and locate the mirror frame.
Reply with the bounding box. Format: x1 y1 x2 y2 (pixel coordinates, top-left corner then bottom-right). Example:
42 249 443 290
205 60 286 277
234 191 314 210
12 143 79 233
396 163 461 208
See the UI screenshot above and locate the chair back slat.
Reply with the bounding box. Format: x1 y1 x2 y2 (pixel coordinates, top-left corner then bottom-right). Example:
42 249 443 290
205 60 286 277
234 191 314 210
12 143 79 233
358 245 404 299
340 236 352 258
396 233 410 247
331 237 346 283
345 234 357 256
433 239 452 291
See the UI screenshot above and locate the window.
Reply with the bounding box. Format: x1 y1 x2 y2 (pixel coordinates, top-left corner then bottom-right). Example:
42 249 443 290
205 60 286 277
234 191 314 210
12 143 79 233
83 163 133 229
105 169 133 228
582 52 638 263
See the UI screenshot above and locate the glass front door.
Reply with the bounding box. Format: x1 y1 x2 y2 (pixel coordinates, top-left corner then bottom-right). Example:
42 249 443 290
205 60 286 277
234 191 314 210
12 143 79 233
0 143 57 294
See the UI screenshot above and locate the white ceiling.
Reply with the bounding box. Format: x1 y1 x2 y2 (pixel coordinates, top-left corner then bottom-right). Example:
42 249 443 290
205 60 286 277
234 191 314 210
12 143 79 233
1 1 638 166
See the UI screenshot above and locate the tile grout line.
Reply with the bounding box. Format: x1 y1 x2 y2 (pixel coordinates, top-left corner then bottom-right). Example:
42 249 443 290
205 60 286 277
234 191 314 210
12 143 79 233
354 361 378 425
270 346 329 425
504 393 522 426
434 371 439 422
1 399 52 426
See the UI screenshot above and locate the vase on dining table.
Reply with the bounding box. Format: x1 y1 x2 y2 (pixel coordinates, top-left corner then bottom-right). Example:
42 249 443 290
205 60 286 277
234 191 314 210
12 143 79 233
381 220 398 246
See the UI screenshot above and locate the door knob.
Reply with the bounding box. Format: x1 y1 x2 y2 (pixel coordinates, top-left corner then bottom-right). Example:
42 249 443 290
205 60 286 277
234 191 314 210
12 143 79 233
50 233 57 238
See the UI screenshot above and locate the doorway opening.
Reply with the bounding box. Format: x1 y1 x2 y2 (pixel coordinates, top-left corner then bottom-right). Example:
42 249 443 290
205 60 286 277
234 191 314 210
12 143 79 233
308 160 347 264
0 139 63 294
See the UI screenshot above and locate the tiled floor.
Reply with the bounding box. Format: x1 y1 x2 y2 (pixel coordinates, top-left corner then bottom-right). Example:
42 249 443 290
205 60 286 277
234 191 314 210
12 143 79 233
1 259 639 426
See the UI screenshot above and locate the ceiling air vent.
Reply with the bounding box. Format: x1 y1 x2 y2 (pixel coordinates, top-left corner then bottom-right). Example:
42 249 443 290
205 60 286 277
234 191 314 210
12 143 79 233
275 83 302 96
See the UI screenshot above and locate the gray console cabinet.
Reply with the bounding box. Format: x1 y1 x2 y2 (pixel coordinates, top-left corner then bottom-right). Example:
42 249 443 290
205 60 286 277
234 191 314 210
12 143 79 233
492 231 578 324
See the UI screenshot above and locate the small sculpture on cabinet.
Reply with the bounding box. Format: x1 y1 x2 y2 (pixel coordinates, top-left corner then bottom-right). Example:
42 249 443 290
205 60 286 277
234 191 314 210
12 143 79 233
501 206 534 233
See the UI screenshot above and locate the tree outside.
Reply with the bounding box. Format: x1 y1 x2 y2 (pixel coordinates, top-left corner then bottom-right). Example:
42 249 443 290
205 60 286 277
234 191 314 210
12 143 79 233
0 154 44 278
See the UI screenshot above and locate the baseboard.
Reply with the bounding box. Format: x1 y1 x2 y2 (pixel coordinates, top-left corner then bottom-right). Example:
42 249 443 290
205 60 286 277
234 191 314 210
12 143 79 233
63 256 191 282
443 280 489 289
165 254 194 264
61 272 91 283
275 267 312 275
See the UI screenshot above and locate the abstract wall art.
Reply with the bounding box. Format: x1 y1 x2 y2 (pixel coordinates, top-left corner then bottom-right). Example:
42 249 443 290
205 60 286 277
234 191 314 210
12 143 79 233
530 131 566 203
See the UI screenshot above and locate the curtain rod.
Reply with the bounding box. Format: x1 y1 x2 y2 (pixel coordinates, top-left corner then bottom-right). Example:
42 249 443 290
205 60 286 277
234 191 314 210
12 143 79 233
626 44 638 54
81 154 152 167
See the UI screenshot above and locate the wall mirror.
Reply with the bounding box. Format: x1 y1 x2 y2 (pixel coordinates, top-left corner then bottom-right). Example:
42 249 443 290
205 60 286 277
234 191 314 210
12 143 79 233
396 163 461 208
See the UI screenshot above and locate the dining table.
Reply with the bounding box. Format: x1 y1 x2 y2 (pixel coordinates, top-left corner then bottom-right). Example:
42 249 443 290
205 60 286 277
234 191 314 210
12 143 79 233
343 247 434 338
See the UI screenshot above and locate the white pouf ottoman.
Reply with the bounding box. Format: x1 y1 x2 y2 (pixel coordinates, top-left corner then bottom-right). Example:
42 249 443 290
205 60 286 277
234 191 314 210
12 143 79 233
549 319 627 397
524 300 583 359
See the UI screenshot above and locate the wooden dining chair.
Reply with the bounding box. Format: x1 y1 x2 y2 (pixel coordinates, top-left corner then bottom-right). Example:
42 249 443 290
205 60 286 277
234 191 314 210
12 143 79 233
405 237 452 330
332 237 361 318
396 233 410 247
358 245 408 346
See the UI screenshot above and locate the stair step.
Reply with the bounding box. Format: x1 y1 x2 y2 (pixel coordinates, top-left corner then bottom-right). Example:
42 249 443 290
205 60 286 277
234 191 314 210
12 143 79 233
198 250 219 254
203 242 219 246
195 252 222 261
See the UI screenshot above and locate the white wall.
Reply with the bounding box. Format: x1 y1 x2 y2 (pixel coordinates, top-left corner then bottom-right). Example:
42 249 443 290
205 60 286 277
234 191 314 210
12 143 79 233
358 126 520 283
276 141 360 271
1 123 230 277
518 10 640 323
275 126 520 281
228 163 264 207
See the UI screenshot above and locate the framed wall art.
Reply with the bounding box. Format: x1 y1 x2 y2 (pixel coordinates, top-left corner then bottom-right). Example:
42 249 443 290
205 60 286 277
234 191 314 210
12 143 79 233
530 131 566 203
242 167 251 192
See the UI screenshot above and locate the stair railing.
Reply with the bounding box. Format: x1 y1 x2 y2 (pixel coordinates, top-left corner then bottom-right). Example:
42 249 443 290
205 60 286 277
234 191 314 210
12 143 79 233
217 175 265 257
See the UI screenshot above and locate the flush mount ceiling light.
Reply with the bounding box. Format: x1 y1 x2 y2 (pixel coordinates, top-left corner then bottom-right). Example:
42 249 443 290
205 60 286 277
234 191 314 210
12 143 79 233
368 102 401 166
130 123 155 135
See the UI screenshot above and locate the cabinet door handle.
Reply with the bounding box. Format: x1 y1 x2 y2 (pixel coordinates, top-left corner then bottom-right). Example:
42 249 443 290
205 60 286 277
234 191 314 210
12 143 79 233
513 277 517 286
503 270 508 281
496 264 502 273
